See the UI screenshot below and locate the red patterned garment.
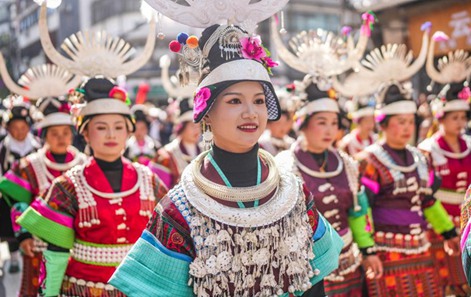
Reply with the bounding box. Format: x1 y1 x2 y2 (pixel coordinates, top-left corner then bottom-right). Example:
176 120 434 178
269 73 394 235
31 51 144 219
0 148 87 297
18 157 167 296
419 133 471 295
361 142 456 297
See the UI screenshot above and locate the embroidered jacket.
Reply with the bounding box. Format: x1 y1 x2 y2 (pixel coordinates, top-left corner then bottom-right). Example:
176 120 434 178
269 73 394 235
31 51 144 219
419 133 471 220
361 142 456 254
276 142 374 280
149 138 201 188
124 135 160 165
0 148 87 245
258 130 295 156
110 151 344 296
17 157 167 285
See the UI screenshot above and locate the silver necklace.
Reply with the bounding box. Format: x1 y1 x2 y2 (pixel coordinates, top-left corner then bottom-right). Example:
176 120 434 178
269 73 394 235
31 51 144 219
294 148 344 178
79 165 141 199
40 146 84 172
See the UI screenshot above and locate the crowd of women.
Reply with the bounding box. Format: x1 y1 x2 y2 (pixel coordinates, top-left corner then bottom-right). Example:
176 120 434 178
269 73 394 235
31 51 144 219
0 0 470 296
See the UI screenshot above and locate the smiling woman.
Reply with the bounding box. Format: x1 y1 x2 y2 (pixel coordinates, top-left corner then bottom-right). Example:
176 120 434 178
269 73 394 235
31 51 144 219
111 22 343 297
16 77 168 297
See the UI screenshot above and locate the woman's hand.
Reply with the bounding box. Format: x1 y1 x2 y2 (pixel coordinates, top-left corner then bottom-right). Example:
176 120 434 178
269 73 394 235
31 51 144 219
444 237 460 256
20 238 34 257
362 254 383 279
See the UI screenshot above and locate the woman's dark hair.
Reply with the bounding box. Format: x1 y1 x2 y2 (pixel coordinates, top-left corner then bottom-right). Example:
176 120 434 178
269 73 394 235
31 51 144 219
300 112 343 131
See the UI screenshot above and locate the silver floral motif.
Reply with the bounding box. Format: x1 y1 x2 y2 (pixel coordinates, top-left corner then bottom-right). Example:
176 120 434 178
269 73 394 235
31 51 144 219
169 155 317 296
143 0 289 33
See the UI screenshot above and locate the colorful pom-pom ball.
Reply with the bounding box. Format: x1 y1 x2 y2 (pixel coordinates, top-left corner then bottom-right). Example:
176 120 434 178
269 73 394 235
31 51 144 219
177 32 189 44
169 40 182 53
186 36 199 49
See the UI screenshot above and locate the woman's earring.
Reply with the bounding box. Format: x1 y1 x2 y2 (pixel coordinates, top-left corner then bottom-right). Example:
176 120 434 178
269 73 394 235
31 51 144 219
84 144 91 156
202 121 213 151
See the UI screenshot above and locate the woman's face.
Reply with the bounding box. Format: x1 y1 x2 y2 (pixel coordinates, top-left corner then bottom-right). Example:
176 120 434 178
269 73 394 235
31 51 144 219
382 114 415 149
83 114 130 161
180 121 201 144
134 121 148 141
8 119 29 141
268 113 293 139
440 110 467 137
206 81 268 153
357 115 376 135
45 125 73 154
302 112 339 153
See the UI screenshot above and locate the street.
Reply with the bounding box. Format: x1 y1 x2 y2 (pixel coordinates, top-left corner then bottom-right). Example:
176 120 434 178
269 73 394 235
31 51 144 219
0 260 21 297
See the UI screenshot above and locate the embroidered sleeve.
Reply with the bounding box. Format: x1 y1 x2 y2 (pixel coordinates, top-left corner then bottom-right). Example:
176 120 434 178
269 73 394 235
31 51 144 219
0 159 37 205
303 185 319 235
152 174 169 202
360 159 381 209
146 195 195 259
17 176 77 249
150 149 175 189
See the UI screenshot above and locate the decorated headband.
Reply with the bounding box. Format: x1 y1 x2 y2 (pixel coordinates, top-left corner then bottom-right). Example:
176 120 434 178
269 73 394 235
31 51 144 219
272 11 376 82
1 95 33 125
345 95 376 120
168 25 279 87
36 97 74 129
0 53 81 101
37 1 156 78
293 75 340 129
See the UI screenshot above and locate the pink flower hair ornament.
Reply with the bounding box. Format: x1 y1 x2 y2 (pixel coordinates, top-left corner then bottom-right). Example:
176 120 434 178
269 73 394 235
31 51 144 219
240 36 278 75
458 86 471 101
193 87 212 120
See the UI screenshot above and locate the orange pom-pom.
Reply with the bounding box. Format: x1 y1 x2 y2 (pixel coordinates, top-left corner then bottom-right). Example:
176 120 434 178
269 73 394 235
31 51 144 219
186 36 199 49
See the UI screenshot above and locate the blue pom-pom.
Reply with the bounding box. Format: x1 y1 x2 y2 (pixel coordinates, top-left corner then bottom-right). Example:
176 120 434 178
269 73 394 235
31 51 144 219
421 21 432 32
177 33 189 44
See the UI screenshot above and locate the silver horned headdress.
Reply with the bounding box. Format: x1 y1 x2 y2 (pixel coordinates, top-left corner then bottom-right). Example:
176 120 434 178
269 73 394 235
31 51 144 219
426 31 471 86
0 53 81 101
272 11 377 83
38 1 157 78
333 22 431 102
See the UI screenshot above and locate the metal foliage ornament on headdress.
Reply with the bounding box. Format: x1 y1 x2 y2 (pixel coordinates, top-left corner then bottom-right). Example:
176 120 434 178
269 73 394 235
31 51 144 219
143 0 289 34
333 22 431 101
344 95 376 120
168 25 279 88
160 55 198 98
272 11 376 81
38 1 157 78
0 53 81 101
426 32 471 86
426 31 471 118
275 83 303 114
